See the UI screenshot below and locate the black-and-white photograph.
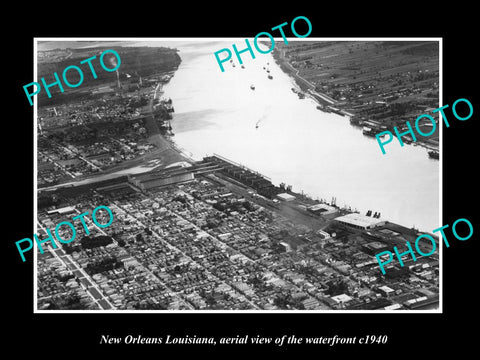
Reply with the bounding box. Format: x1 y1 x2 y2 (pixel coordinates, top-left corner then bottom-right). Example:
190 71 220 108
33 38 441 312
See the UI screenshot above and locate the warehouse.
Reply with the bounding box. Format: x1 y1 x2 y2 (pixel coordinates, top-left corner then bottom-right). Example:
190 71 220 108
334 213 385 230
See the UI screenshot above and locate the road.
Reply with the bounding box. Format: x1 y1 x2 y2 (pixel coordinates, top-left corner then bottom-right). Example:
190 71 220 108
36 222 116 310
39 150 76 179
110 201 261 309
121 179 334 309
49 138 103 172
278 49 336 105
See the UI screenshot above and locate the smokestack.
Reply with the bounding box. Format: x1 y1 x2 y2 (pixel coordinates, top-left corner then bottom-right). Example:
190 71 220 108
107 54 121 89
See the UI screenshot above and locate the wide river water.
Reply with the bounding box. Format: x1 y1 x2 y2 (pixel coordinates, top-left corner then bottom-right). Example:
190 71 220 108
156 40 439 233
40 40 440 233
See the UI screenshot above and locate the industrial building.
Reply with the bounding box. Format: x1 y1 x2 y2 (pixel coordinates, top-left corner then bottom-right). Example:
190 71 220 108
203 155 280 198
46 206 76 215
362 241 389 256
307 203 338 215
128 162 222 192
334 213 385 230
129 167 195 191
276 193 296 202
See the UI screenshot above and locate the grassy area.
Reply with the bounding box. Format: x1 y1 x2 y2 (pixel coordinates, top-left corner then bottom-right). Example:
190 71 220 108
273 41 440 147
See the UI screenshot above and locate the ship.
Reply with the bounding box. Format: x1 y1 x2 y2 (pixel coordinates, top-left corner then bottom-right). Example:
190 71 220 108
350 116 363 126
250 84 255 90
327 106 345 116
428 150 439 159
291 87 305 98
268 74 273 80
241 64 245 69
362 126 375 137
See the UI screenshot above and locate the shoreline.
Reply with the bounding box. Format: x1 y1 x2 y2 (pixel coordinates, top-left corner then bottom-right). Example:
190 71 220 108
152 83 197 164
35 43 440 312
160 53 433 233
39 44 436 232
271 48 439 155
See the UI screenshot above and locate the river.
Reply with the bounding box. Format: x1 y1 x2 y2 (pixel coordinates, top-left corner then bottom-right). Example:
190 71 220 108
155 40 440 233
39 39 440 233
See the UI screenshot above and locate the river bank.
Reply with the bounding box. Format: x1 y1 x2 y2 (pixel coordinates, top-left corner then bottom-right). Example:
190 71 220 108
272 48 334 107
271 44 440 155
162 41 439 233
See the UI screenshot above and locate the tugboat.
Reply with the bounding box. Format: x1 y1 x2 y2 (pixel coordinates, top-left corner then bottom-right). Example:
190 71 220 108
428 150 439 159
349 116 363 126
362 126 375 137
292 87 305 99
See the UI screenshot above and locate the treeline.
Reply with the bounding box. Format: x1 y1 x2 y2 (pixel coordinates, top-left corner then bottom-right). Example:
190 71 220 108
63 235 114 254
81 235 113 249
37 46 181 106
44 292 92 310
212 200 256 213
38 193 61 209
85 256 123 275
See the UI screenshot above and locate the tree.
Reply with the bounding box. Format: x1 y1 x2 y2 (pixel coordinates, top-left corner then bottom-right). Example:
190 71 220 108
38 193 60 209
80 235 113 249
325 280 349 297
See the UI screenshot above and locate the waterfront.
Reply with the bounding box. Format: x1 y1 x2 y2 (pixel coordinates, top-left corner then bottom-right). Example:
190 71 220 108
35 40 440 311
39 39 440 233
160 40 439 233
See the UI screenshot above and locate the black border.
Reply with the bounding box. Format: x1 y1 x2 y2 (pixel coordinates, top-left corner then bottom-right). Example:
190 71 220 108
6 5 478 356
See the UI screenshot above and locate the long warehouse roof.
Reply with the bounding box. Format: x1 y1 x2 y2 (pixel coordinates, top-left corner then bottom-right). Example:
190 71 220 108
334 213 384 228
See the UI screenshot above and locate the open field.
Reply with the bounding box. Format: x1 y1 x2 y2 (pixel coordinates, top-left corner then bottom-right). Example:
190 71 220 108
273 41 440 148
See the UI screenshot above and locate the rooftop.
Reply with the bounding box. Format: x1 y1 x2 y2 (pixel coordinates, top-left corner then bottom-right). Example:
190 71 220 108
334 213 385 229
308 203 337 213
276 193 296 201
46 206 76 215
